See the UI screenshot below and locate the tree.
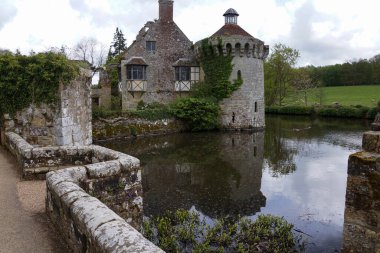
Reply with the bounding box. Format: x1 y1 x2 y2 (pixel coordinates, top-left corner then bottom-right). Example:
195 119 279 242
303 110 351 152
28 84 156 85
73 37 106 68
292 67 318 106
108 27 127 59
265 43 300 106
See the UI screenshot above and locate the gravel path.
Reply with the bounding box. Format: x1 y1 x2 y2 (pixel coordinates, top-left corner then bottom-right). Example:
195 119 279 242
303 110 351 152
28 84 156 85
0 146 70 253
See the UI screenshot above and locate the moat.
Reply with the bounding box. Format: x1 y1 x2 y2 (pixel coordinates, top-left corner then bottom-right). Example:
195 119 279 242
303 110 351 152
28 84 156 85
101 115 370 252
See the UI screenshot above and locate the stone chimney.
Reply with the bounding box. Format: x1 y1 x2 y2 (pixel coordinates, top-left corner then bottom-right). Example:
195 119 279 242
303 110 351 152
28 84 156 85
159 0 173 23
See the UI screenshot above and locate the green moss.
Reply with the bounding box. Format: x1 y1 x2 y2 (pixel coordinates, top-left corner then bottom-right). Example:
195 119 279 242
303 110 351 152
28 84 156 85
350 152 378 163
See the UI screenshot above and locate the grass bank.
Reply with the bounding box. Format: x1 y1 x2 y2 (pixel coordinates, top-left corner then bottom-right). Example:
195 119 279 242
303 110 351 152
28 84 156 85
284 85 380 107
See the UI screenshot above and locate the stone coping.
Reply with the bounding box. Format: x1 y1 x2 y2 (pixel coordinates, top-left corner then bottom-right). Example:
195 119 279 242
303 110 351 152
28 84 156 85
4 132 142 179
4 131 164 253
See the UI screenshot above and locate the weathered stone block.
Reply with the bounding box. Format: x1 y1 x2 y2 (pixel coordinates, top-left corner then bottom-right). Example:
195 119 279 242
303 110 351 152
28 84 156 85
119 155 140 172
71 196 124 235
363 131 380 154
52 181 84 198
93 220 164 253
85 161 121 179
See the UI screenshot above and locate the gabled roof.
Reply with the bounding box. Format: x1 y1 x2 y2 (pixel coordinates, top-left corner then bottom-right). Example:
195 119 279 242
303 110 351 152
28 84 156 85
211 24 253 38
125 57 147 65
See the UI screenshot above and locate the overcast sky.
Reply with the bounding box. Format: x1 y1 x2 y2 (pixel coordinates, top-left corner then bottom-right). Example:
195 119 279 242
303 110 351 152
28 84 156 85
1 0 379 66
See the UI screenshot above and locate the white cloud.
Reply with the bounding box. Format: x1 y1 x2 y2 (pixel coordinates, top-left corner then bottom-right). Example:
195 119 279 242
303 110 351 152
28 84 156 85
0 0 379 65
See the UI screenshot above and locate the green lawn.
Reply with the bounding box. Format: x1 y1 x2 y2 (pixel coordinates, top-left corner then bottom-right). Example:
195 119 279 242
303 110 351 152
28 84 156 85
284 85 380 107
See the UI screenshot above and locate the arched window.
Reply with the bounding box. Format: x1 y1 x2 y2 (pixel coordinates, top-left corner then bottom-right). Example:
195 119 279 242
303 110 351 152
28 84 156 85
226 43 232 55
244 43 250 55
235 43 241 55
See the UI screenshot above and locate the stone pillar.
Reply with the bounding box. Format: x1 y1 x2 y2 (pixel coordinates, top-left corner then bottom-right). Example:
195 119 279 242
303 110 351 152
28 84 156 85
1 68 92 147
342 126 380 252
55 69 92 146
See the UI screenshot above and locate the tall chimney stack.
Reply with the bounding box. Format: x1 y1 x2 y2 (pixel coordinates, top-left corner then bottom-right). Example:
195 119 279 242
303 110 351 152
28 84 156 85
159 0 173 23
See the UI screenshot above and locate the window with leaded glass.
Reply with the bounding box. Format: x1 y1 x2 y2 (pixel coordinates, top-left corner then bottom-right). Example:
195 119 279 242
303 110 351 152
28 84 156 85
146 41 156 53
175 67 191 81
127 65 146 80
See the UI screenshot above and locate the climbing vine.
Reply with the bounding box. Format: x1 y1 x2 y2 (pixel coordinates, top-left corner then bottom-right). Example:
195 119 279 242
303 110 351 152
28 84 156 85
172 38 243 131
192 38 243 101
0 51 79 119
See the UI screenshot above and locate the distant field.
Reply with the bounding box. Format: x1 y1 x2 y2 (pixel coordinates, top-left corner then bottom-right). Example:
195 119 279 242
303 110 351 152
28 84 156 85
284 85 380 107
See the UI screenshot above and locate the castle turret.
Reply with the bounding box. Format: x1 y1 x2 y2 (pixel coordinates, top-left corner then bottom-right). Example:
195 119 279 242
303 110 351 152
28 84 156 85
196 8 269 130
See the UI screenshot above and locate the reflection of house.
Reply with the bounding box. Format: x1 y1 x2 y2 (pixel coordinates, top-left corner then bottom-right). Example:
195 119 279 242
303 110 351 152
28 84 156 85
119 0 269 129
91 69 112 109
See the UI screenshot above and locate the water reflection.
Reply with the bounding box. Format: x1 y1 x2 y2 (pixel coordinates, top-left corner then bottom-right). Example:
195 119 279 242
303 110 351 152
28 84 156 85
140 132 266 218
101 115 370 252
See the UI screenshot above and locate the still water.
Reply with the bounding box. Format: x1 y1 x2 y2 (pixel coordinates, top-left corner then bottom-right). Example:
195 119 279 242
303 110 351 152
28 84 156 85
101 115 370 252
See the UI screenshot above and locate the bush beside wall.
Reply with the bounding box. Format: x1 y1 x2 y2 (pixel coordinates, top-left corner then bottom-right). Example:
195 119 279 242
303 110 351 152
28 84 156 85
266 105 376 119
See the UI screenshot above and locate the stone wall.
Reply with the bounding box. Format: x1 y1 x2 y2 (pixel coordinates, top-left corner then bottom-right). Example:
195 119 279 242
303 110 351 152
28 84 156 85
1 69 92 147
5 131 163 253
93 117 187 141
342 131 380 252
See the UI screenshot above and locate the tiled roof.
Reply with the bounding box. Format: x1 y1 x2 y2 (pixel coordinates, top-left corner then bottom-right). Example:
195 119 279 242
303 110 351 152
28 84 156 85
125 57 147 65
212 24 253 38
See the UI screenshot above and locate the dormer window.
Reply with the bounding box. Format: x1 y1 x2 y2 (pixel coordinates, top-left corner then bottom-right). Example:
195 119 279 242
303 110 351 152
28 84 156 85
146 41 156 53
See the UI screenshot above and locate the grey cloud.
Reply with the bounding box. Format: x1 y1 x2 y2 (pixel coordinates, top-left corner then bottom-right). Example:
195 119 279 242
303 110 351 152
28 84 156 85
0 1 17 30
283 1 363 66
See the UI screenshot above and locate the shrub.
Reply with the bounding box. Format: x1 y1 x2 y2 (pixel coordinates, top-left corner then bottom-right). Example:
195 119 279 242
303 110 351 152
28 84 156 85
278 106 313 115
318 106 369 118
171 97 219 131
92 107 121 119
131 102 173 121
367 107 378 119
0 51 79 118
266 106 313 115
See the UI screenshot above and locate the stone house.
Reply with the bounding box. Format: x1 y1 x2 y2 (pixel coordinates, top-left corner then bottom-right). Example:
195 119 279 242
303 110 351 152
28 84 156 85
120 0 200 109
120 0 269 129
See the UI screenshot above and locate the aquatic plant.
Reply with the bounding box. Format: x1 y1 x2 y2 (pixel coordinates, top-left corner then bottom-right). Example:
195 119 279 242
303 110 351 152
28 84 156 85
142 209 305 252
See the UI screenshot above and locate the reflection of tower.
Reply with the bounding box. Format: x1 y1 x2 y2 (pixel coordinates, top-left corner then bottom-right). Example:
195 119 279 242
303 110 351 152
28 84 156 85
219 132 266 215
140 132 266 218
195 9 269 130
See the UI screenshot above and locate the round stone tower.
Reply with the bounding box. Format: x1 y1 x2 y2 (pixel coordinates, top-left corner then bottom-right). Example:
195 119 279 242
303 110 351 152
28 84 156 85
196 9 269 130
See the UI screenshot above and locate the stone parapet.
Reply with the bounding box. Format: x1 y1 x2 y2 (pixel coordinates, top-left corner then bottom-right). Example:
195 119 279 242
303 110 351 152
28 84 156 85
5 131 163 252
